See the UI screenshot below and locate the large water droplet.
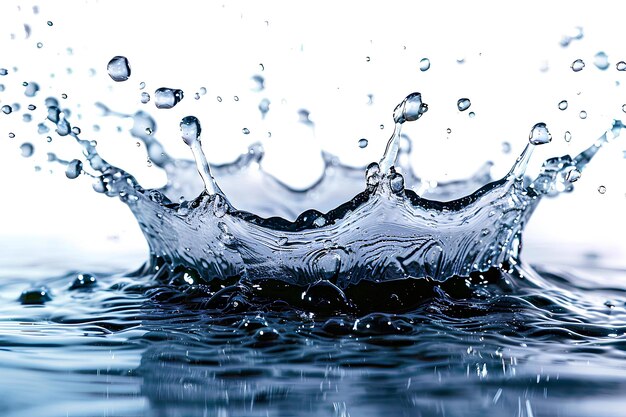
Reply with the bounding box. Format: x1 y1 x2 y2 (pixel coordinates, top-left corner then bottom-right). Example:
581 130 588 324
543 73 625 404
20 142 34 157
180 116 201 146
65 159 82 179
594 51 609 70
69 273 97 291
419 58 430 71
19 287 52 305
571 59 585 72
457 98 471 111
393 92 428 124
558 100 568 110
529 122 551 145
154 87 184 109
389 172 405 193
107 56 131 82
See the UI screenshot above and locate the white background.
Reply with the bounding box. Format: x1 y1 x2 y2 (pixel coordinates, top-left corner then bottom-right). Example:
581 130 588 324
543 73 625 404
0 0 625 268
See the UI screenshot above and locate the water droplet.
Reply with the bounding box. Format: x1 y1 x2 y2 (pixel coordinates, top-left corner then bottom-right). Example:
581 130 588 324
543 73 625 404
107 56 131 82
147 158 152 167
419 58 430 71
617 61 626 71
251 75 264 92
65 159 82 179
194 93 200 100
579 110 587 119
19 287 52 305
22 113 32 123
571 59 585 72
139 81 145 90
598 185 606 194
358 138 368 148
242 128 250 135
0 68 8 76
446 128 452 134
71 126 81 135
61 93 67 99
47 21 53 27
622 104 626 113
393 92 428 124
389 173 405 193
36 42 43 49
8 132 15 138
199 87 207 95
501 141 511 154
69 273 97 290
380 124 384 129
180 116 201 146
154 87 184 109
2 105 13 114
216 96 222 102
259 63 265 71
20 142 34 157
234 95 239 101
469 111 476 118
27 104 36 110
258 98 270 117
366 162 381 187
145 127 152 135
558 100 568 110
529 122 551 145
457 98 471 111
140 92 150 104
213 194 227 218
564 131 572 142
594 51 609 70
46 136 52 143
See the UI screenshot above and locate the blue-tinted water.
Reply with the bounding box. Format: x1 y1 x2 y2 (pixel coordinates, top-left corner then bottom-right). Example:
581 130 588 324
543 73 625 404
2 3 626 416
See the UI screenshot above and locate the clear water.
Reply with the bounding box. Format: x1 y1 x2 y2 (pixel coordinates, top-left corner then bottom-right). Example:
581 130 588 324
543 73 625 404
2 4 626 417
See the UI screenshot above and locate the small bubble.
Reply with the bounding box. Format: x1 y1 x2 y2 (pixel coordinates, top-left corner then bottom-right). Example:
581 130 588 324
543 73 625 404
47 21 53 27
571 59 585 72
419 58 431 71
107 56 131 82
234 95 239 101
529 122 551 145
2 105 12 114
36 42 43 48
558 100 568 110
242 127 250 134
457 98 471 111
617 61 626 71
217 96 222 102
20 142 34 157
140 92 150 104
579 110 587 119
358 138 368 148
594 51 609 70
564 131 572 142
598 185 606 194
8 132 15 138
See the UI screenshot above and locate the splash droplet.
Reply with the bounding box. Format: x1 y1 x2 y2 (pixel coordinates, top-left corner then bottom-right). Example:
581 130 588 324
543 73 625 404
242 128 250 135
154 88 184 109
579 110 587 119
140 92 150 104
20 142 34 157
594 51 609 70
27 104 36 110
107 56 131 82
565 167 581 183
65 159 82 179
2 105 13 114
393 92 428 124
558 100 568 110
389 172 405 193
36 42 43 49
358 138 368 148
617 61 626 71
564 131 572 142
0 68 8 76
598 185 606 194
419 58 430 71
529 122 551 145
24 82 39 97
47 21 53 27
571 59 585 72
457 98 471 111
8 132 15 138
180 116 201 146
